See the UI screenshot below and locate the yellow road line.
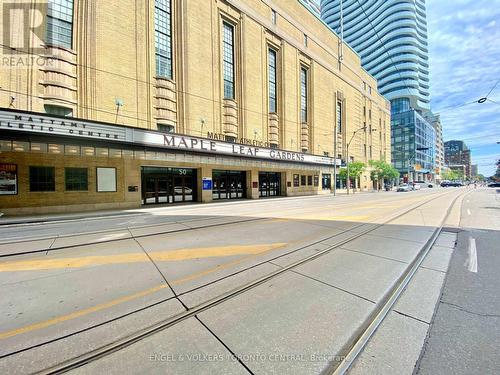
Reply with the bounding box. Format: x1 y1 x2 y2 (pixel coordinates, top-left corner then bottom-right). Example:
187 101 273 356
0 244 286 272
290 215 371 221
0 284 169 340
0 242 289 339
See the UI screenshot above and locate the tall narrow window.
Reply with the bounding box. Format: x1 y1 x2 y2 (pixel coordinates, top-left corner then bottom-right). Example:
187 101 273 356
336 100 342 133
155 0 172 78
300 67 308 123
268 48 277 113
46 0 74 49
222 22 235 99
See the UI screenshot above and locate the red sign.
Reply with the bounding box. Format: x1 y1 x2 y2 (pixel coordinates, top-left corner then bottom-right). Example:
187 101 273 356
0 163 17 195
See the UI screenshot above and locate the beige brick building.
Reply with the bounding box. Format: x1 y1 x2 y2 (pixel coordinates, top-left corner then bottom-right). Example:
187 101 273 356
0 0 390 215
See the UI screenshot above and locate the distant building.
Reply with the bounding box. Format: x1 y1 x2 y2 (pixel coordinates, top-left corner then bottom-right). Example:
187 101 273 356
471 164 478 177
303 0 321 15
445 140 472 179
321 0 430 110
424 113 444 180
391 99 435 182
321 0 436 182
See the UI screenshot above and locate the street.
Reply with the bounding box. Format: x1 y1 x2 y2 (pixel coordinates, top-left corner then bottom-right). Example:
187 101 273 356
1 187 497 374
415 187 500 375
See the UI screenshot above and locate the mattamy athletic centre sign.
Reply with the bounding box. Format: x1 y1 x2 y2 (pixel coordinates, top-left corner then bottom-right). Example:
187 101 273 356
0 109 340 166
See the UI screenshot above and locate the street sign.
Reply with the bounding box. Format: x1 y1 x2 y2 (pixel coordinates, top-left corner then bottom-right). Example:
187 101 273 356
202 177 212 190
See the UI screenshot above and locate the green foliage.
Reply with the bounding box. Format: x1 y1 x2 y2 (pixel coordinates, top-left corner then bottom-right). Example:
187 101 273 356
368 160 399 184
338 161 366 182
442 169 463 180
492 159 500 182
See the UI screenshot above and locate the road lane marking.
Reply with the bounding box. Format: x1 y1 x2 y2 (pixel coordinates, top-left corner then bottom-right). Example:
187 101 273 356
0 242 289 339
290 215 371 222
0 284 169 340
465 237 478 273
0 244 287 272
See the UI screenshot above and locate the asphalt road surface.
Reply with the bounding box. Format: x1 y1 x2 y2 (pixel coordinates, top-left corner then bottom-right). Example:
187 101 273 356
1 187 491 374
415 187 500 375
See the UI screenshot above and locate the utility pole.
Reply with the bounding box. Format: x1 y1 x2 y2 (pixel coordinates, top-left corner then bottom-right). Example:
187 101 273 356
333 101 338 196
346 125 377 195
339 0 344 65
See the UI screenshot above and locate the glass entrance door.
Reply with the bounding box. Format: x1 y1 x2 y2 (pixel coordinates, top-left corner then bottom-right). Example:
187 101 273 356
212 170 246 200
322 174 332 190
142 167 197 205
259 172 281 197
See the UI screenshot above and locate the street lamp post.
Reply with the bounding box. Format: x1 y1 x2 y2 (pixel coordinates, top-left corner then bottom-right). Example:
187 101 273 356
396 147 430 184
333 113 337 196
346 126 377 195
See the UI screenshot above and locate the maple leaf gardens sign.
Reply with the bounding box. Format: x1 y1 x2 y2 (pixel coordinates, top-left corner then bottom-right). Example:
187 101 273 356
0 109 338 166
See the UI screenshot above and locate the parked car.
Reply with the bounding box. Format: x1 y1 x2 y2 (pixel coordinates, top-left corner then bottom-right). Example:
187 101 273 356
441 181 462 187
397 184 413 192
413 181 434 189
488 182 500 188
174 186 193 194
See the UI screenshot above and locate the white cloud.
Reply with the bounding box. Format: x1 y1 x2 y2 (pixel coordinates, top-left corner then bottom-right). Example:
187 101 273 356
427 0 500 175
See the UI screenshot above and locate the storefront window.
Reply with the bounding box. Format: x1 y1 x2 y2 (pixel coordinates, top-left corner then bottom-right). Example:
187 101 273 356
122 149 134 158
29 166 55 192
96 147 109 157
82 146 95 156
65 145 80 155
48 144 63 154
109 149 122 158
12 141 29 152
65 168 88 191
0 140 12 151
301 175 306 186
30 143 48 153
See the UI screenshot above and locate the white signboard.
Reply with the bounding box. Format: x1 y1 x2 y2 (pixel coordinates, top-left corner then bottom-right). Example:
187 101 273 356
96 167 117 192
0 109 340 166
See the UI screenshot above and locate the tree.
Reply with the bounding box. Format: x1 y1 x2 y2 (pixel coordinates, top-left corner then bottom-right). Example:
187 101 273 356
339 162 366 189
442 169 463 181
369 160 399 189
491 159 500 182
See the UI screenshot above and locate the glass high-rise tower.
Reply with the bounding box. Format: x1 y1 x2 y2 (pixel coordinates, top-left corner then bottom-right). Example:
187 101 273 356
321 0 436 182
320 0 430 111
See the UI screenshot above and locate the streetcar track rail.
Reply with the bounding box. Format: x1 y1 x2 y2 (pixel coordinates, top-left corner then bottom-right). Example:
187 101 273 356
327 189 470 375
0 192 431 258
0 212 374 359
28 189 461 374
0 217 267 258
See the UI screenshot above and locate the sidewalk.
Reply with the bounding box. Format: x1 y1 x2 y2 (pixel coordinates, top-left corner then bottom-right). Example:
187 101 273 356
0 189 382 226
0 208 143 226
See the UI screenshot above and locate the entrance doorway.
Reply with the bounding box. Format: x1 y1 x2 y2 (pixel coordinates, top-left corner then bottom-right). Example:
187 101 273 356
322 174 331 190
141 167 197 205
259 172 281 197
212 170 246 200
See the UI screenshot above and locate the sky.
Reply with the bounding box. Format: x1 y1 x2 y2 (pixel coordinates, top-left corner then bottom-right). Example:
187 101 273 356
426 0 500 176
315 0 500 176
